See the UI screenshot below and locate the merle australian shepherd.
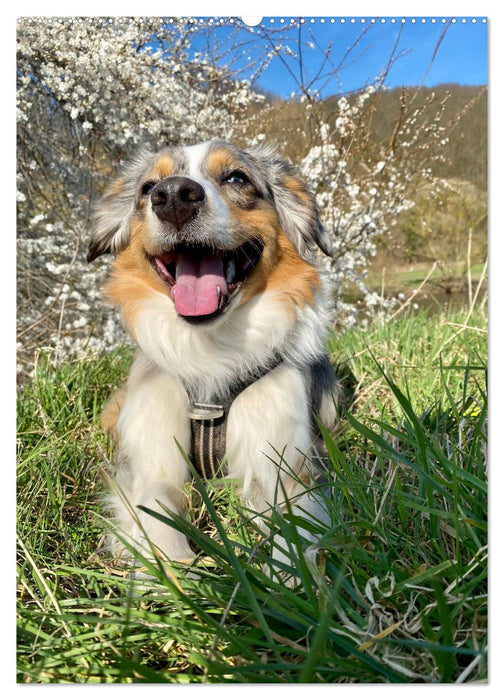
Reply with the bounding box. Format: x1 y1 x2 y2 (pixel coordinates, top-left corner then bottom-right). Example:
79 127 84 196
88 140 348 571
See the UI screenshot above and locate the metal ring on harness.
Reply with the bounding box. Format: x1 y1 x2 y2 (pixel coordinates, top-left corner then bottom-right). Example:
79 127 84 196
187 403 225 421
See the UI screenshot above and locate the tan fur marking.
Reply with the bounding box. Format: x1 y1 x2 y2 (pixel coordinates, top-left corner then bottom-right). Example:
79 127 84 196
151 154 176 179
105 220 169 333
108 178 126 197
206 146 237 178
281 453 313 499
240 217 320 317
101 384 127 435
272 231 320 304
282 175 311 204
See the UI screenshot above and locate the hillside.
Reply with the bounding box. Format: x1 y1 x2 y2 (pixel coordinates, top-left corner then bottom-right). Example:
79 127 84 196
353 84 487 190
259 84 487 189
249 84 487 268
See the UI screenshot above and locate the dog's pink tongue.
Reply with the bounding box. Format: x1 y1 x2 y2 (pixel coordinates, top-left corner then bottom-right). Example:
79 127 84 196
171 251 228 317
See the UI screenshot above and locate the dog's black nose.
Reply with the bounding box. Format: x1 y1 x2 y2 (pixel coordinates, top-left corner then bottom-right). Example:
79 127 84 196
151 177 205 229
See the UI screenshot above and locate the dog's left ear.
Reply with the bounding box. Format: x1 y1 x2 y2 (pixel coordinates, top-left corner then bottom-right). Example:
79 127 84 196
248 145 333 260
87 149 153 263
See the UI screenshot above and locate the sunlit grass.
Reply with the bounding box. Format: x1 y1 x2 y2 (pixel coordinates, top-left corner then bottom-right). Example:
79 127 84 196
17 305 487 683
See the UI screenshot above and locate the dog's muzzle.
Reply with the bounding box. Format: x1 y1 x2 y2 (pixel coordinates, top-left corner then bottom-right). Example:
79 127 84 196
147 176 264 324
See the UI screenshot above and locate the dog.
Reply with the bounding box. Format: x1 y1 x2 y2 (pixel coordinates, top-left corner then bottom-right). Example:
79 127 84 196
88 140 346 570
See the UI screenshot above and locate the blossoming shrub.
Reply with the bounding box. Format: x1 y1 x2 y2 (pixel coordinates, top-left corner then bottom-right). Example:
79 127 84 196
304 89 455 324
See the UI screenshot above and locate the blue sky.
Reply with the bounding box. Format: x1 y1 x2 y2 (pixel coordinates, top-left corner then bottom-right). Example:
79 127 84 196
190 17 488 98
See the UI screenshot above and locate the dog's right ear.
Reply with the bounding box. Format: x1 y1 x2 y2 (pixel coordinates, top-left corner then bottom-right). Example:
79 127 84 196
87 150 153 262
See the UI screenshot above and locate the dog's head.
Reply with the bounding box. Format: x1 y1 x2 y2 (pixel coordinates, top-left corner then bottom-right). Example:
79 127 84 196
88 140 332 325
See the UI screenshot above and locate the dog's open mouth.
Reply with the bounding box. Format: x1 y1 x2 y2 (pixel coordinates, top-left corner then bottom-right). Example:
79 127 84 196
149 239 264 323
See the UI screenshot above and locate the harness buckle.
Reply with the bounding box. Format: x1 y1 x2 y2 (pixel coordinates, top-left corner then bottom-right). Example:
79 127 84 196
187 402 225 421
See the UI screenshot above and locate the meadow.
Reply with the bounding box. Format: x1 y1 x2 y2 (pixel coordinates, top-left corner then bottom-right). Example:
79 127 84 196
17 300 487 683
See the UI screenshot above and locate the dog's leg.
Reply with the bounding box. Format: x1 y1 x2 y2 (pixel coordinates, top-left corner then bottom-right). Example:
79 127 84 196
226 363 330 573
105 355 193 563
268 449 331 577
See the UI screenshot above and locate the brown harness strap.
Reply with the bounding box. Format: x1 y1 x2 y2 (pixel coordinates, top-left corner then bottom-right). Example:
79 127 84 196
187 403 228 479
186 354 283 479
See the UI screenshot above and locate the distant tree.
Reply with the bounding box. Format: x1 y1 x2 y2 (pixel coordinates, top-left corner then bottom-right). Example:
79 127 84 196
399 179 487 263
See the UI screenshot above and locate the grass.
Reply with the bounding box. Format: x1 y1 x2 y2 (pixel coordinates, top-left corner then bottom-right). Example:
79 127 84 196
16 304 487 683
352 260 487 304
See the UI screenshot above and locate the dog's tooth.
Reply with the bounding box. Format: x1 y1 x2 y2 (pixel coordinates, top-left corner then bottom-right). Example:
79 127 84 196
226 258 236 283
217 286 226 310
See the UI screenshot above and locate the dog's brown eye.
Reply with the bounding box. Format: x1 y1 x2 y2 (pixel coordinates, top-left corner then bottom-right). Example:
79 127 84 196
141 180 157 197
222 170 250 186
